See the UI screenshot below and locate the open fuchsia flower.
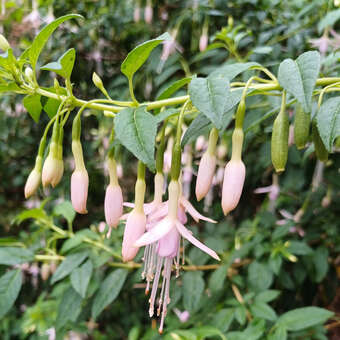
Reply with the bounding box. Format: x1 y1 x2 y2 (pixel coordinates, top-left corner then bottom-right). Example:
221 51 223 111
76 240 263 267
134 179 219 333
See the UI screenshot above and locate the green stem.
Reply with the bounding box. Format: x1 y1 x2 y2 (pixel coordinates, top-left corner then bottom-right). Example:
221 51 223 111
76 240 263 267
128 77 138 105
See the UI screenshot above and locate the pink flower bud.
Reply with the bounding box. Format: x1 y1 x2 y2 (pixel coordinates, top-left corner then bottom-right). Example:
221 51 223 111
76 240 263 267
42 154 59 187
221 159 246 215
195 152 216 201
195 135 206 151
144 5 153 24
104 184 123 228
199 33 208 52
25 168 41 198
51 159 64 188
71 169 89 214
122 210 146 262
133 7 140 22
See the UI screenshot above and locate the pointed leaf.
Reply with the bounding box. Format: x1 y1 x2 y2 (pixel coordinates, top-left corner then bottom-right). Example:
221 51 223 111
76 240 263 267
189 76 229 129
41 48 76 79
44 97 62 118
182 114 212 146
70 259 93 298
115 106 157 171
23 94 43 123
91 269 128 318
56 286 82 329
0 247 34 265
276 307 334 331
278 51 320 112
316 96 340 152
29 14 83 70
250 302 277 321
209 62 260 80
156 77 192 100
268 325 287 340
51 251 88 284
121 32 171 80
182 271 204 312
0 269 22 318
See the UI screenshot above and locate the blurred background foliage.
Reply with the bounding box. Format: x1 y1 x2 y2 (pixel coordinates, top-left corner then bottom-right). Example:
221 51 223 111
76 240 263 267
0 0 340 339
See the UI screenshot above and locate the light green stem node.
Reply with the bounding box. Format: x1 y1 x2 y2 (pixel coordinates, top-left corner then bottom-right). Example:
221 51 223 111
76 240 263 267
231 128 244 161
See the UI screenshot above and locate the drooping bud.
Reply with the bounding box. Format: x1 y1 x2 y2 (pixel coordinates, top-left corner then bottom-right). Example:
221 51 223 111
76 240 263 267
133 6 140 22
294 104 310 149
92 72 110 99
199 33 208 52
24 67 34 82
40 263 50 281
51 128 64 188
71 140 89 214
195 128 218 201
0 34 10 51
42 144 59 187
104 156 123 228
144 3 153 24
25 156 42 198
312 122 328 162
122 209 147 262
271 94 289 172
221 128 245 215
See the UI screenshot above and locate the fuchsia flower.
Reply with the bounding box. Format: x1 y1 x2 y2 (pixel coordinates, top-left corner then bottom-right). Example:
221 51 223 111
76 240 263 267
134 180 219 333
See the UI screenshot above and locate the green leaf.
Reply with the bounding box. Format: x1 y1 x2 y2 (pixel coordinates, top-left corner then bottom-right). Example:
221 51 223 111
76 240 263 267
155 108 178 124
278 51 320 112
0 82 24 93
0 269 22 318
189 76 229 129
29 14 83 70
51 251 88 284
316 97 340 152
250 302 277 321
234 306 247 326
268 325 287 340
91 269 128 318
0 247 34 265
287 241 313 255
209 62 260 80
23 94 43 123
44 97 61 118
209 264 228 292
115 106 157 171
193 326 227 340
121 32 171 80
248 261 273 292
318 8 340 33
182 114 212 146
41 48 76 79
314 246 329 283
56 286 82 329
183 271 205 312
60 229 100 254
70 259 93 298
15 207 48 224
276 307 334 331
211 309 234 332
255 290 280 303
156 77 192 100
53 200 76 226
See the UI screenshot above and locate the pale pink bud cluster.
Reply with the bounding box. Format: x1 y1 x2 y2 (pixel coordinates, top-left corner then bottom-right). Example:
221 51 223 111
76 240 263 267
71 169 89 214
221 159 246 215
195 152 216 201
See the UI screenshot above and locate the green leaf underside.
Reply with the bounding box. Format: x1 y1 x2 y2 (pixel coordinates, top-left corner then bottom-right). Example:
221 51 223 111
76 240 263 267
316 96 340 152
276 307 334 331
51 251 88 284
156 77 192 100
29 14 83 70
115 106 157 171
70 259 93 298
121 32 171 80
0 247 34 265
189 76 230 129
91 269 128 318
278 51 320 112
56 286 82 329
41 48 76 79
0 269 22 318
155 108 178 124
23 94 43 123
209 62 260 80
183 271 205 312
